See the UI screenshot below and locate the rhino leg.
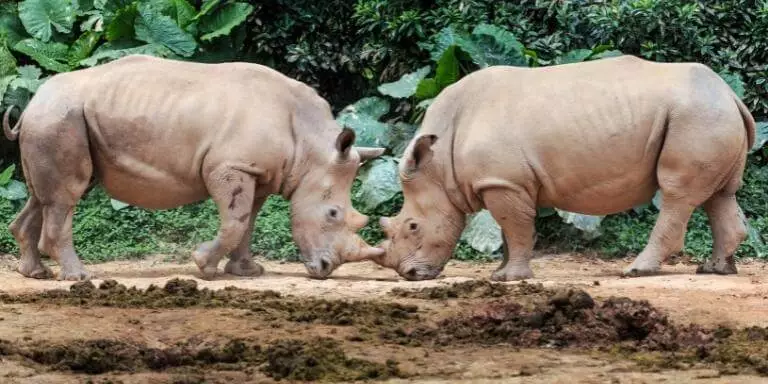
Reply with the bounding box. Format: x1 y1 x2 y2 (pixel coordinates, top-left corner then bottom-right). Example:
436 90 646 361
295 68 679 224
193 167 256 280
623 195 696 277
482 188 537 281
696 194 745 275
24 115 93 281
224 195 267 277
10 195 52 279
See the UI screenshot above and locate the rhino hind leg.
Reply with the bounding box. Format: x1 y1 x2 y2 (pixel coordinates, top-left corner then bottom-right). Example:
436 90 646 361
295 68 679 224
21 114 93 281
224 196 267 277
696 194 746 275
623 197 696 277
482 188 536 282
193 167 257 280
10 195 52 279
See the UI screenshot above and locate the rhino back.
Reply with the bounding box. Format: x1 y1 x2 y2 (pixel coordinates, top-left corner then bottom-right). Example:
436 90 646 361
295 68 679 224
31 56 303 208
445 56 745 214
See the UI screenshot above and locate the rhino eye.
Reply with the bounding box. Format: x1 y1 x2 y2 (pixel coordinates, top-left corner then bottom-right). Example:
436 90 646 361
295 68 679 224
409 222 419 231
328 208 339 219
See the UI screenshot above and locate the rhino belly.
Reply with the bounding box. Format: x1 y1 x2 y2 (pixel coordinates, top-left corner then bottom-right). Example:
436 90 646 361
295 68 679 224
537 166 659 215
94 153 209 210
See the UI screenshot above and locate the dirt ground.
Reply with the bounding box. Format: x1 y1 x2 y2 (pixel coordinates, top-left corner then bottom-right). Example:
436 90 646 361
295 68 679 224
0 252 766 383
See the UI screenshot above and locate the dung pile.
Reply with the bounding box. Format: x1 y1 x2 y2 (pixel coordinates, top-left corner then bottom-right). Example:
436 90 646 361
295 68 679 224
0 337 405 381
389 280 549 300
0 278 419 327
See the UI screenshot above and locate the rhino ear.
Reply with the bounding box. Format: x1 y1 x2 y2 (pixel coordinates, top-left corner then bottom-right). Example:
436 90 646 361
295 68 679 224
405 134 438 173
335 127 356 158
356 147 385 162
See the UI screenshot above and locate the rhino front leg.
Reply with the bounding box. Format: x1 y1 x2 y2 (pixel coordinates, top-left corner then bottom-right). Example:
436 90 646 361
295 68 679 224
193 167 257 280
623 195 696 277
224 195 267 277
482 188 537 281
696 193 745 275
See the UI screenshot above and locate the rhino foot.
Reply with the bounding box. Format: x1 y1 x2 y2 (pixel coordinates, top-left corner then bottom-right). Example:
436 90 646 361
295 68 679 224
621 257 661 277
193 241 220 280
18 261 53 280
696 256 737 275
224 257 264 277
621 265 661 277
57 265 91 281
491 266 534 282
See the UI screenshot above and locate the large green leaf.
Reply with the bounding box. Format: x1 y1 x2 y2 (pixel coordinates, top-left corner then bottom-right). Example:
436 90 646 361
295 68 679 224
12 38 71 72
435 45 459 88
377 66 430 99
0 180 28 200
192 0 222 22
105 3 137 41
68 30 101 65
0 164 14 186
425 26 467 62
470 23 526 67
354 157 401 211
18 0 76 42
0 41 18 76
591 49 623 60
110 198 130 210
143 0 196 28
198 2 253 42
79 40 171 67
461 209 503 254
555 209 603 239
135 2 197 57
719 70 745 99
10 64 43 92
335 96 391 148
414 78 439 100
79 10 103 32
554 49 593 65
0 7 29 47
751 122 768 154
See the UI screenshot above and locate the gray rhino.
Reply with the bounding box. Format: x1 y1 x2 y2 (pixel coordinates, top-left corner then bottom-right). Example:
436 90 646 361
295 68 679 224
377 55 755 281
3 54 385 281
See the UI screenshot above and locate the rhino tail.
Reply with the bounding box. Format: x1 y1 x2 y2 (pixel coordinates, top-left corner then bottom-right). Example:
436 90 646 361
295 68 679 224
733 95 755 150
3 105 22 141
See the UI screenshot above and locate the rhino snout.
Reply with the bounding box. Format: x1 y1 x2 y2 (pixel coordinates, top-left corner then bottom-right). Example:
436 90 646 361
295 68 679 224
305 257 335 279
399 265 441 281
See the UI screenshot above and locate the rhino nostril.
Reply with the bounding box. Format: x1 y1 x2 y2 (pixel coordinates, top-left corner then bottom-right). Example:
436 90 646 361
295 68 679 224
405 268 417 279
320 259 330 271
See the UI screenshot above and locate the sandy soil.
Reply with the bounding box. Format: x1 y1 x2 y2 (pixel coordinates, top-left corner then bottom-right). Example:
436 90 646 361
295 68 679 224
0 252 766 383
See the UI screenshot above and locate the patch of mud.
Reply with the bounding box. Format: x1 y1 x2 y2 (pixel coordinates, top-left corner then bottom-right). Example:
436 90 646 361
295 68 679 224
382 286 768 376
0 337 404 381
389 280 549 300
264 338 403 381
0 278 418 327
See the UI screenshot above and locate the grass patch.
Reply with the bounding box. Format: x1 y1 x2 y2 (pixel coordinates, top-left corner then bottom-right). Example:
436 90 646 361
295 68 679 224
1 157 768 263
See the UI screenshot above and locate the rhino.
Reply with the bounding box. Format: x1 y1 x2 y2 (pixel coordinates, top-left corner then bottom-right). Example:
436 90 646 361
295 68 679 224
376 55 755 281
3 54 385 281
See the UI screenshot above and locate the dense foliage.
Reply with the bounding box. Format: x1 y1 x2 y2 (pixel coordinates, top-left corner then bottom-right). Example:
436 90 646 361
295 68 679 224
1 0 767 263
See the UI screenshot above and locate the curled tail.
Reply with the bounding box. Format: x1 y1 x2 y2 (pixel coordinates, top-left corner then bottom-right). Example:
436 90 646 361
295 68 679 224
733 95 756 151
3 105 21 141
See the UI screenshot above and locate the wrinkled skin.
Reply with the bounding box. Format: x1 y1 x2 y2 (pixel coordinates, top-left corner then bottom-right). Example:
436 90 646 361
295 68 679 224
3 54 384 281
378 55 755 281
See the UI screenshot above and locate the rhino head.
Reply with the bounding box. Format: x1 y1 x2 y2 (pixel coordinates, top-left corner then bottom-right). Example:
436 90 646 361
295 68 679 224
289 128 386 279
376 134 466 281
